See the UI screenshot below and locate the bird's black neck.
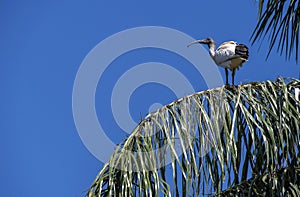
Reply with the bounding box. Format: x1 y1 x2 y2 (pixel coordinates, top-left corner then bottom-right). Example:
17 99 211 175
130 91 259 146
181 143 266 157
208 42 216 57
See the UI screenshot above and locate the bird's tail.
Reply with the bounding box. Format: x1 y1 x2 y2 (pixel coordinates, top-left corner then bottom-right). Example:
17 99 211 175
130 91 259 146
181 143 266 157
235 44 249 61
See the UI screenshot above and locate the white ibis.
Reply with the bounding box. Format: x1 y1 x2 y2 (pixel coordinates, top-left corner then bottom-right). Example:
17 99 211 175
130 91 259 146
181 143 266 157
188 38 249 85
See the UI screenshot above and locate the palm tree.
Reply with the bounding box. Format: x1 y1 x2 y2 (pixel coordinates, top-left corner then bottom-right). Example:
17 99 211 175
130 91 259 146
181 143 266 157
251 0 300 62
86 78 300 196
85 1 300 195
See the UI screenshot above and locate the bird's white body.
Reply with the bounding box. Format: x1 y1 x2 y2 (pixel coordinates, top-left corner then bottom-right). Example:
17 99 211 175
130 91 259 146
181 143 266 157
211 41 245 70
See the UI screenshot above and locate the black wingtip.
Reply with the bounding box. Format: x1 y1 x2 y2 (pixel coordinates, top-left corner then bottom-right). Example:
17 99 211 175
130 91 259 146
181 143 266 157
235 44 249 60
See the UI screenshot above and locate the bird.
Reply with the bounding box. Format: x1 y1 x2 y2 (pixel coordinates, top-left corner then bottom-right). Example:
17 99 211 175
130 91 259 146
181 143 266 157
187 37 249 85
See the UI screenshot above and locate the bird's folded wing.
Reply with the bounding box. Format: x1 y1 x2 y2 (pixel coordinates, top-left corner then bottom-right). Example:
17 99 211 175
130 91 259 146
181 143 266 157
214 47 237 66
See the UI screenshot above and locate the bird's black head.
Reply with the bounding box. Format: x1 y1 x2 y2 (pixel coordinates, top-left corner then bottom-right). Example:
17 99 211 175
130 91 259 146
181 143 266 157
187 37 216 47
198 38 215 45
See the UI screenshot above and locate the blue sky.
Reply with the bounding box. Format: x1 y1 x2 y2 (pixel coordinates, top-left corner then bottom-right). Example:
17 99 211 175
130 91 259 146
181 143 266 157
1 1 299 196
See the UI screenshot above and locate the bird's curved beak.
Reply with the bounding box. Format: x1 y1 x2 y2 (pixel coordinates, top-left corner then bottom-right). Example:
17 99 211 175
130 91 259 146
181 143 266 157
187 39 206 47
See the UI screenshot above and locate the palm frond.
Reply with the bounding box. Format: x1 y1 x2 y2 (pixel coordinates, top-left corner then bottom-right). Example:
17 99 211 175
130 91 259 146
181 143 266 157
86 78 300 196
251 0 300 62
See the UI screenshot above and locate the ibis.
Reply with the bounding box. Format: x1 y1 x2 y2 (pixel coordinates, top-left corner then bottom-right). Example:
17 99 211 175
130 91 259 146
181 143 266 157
188 38 249 85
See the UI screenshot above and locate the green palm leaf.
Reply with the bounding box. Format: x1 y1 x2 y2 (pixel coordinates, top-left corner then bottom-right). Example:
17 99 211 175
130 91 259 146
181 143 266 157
251 0 300 62
86 78 300 196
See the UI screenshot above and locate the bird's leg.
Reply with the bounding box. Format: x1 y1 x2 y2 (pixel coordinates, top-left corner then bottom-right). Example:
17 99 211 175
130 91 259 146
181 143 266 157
225 68 229 85
232 68 236 85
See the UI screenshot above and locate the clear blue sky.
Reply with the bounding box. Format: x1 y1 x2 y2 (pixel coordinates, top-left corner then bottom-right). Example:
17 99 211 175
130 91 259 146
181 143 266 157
1 1 299 196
